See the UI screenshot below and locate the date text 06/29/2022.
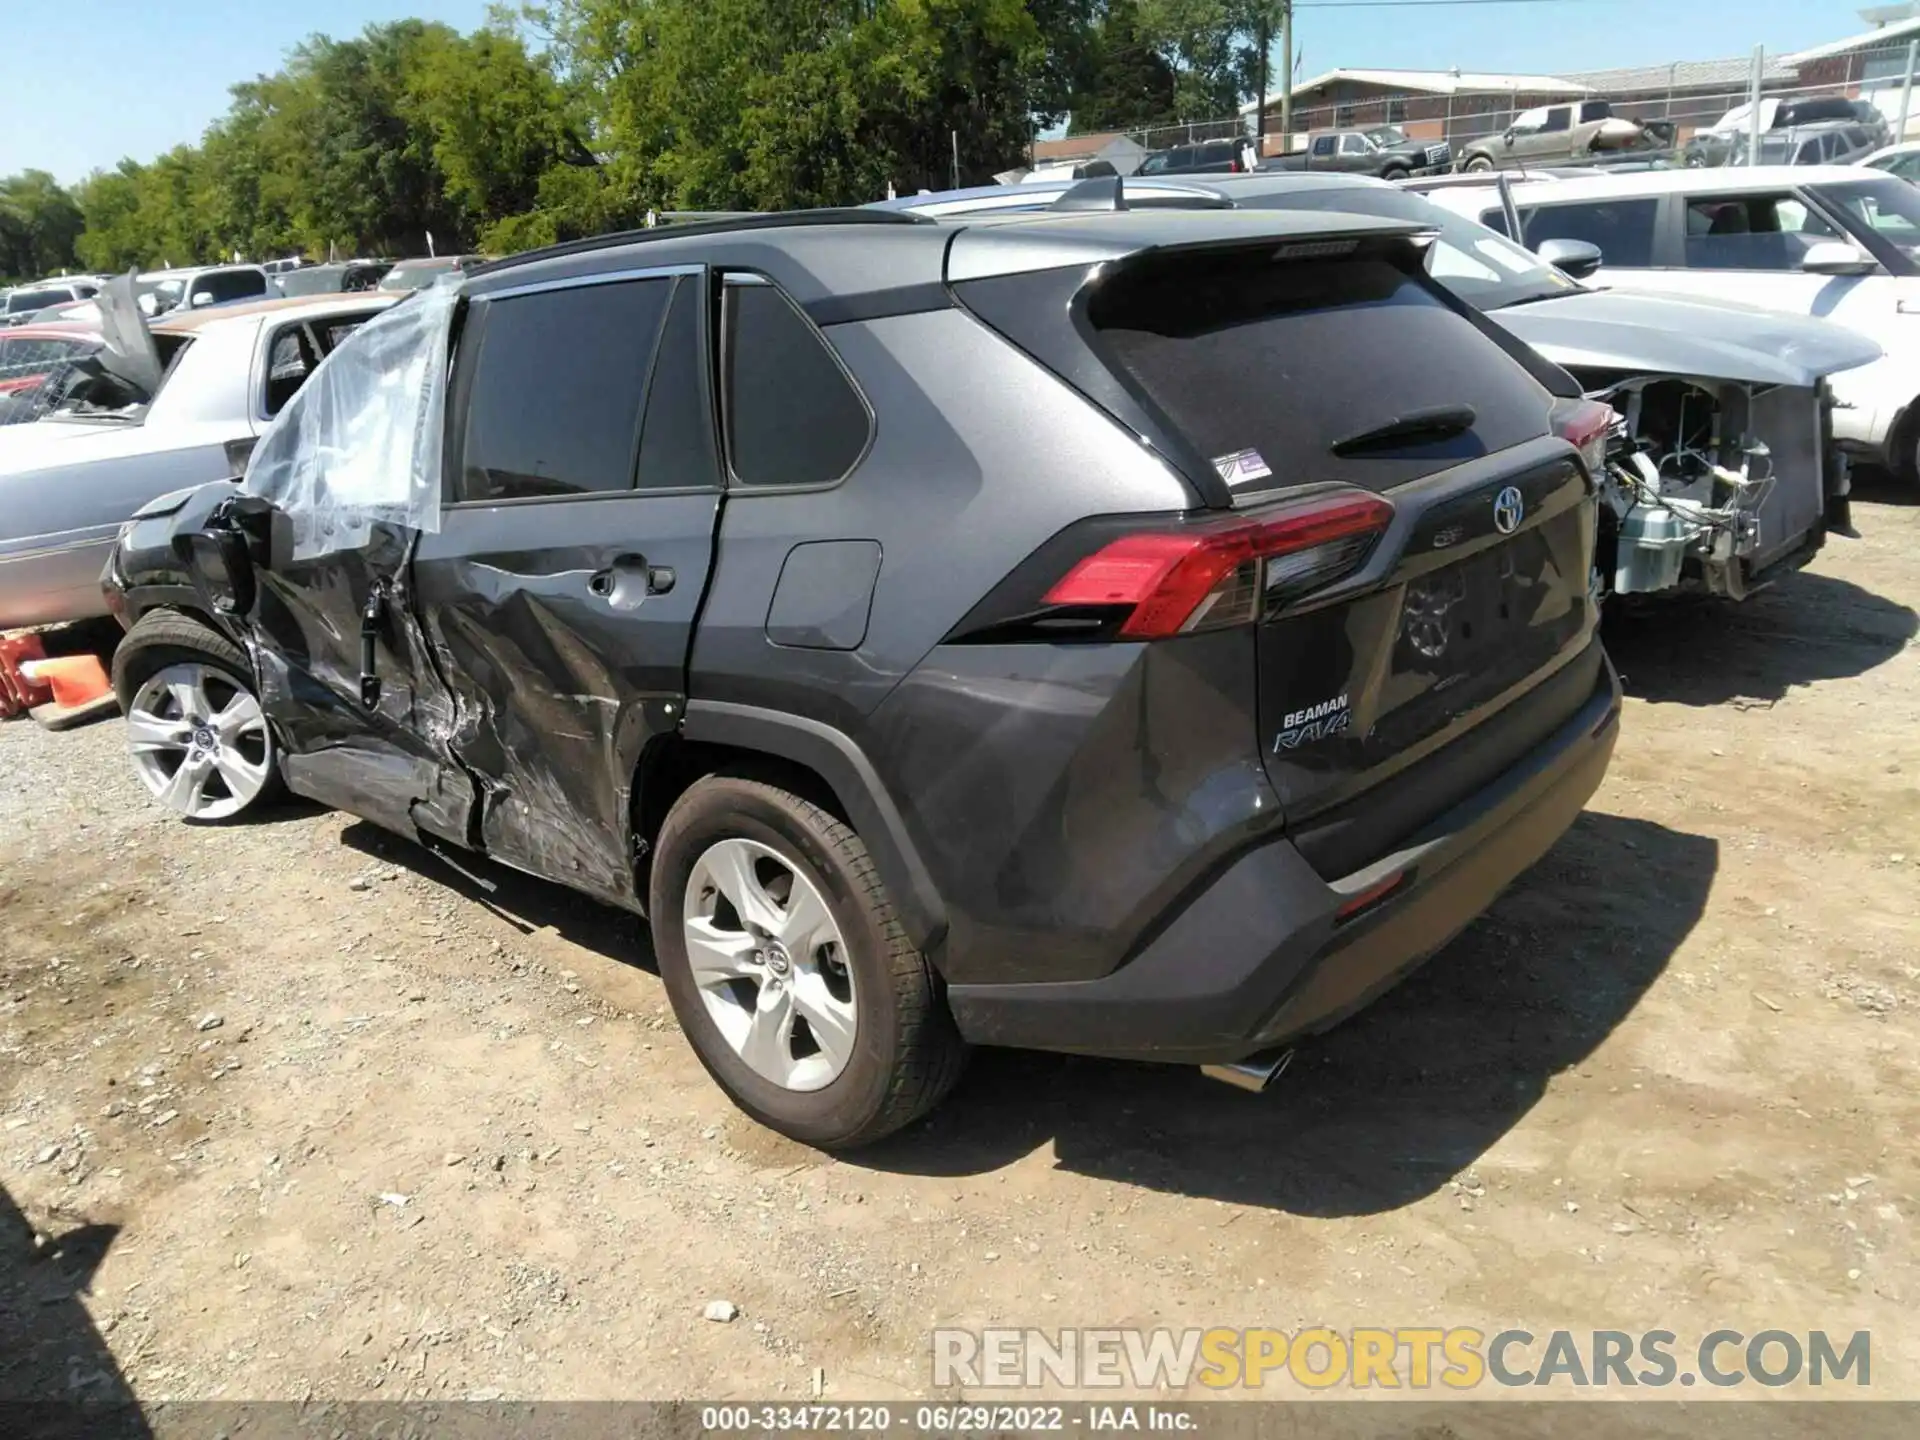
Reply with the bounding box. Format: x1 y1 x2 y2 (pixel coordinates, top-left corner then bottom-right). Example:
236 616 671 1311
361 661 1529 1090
700 1404 1194 1432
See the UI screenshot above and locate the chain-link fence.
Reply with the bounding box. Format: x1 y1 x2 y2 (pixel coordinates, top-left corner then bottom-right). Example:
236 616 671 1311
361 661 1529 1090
1096 33 1920 172
0 333 102 427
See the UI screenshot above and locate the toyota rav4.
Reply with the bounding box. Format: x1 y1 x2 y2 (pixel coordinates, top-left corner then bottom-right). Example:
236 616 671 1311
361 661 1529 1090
104 204 1621 1148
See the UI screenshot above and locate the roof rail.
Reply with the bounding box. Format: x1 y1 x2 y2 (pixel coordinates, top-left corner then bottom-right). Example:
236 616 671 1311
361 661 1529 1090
467 207 934 279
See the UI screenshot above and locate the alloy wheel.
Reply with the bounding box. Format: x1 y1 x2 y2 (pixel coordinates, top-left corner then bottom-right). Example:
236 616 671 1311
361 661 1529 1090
683 838 857 1092
126 663 274 820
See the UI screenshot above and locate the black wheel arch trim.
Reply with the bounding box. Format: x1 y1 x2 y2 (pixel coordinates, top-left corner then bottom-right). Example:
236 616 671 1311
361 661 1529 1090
117 584 241 640
678 699 948 956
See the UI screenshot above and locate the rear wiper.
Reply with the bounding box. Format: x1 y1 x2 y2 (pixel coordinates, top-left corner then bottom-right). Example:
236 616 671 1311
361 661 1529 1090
1331 404 1477 456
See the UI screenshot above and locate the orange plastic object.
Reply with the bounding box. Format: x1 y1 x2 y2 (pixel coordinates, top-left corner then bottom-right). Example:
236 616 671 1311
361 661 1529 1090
20 654 112 710
0 633 53 718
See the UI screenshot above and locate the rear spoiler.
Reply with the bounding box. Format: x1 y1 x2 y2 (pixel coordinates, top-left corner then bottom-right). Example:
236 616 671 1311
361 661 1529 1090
945 207 1434 283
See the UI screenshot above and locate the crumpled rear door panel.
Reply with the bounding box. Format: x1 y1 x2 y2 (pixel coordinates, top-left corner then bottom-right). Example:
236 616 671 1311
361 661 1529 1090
411 493 720 908
251 522 475 845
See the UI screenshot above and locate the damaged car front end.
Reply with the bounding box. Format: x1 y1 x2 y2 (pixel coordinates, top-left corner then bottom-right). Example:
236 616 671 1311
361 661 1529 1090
1500 289 1879 600
890 173 1881 604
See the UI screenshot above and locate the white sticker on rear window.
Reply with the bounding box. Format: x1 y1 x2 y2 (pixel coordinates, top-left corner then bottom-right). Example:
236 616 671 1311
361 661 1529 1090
1212 448 1273 486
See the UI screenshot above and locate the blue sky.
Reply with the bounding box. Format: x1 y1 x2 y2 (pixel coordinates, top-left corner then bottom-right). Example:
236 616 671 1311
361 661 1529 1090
0 0 1885 183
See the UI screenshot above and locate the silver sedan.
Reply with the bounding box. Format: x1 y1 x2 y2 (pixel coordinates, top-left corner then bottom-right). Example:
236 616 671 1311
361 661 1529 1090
0 292 393 629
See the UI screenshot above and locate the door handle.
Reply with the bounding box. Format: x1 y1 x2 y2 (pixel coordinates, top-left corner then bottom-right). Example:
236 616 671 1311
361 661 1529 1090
587 556 673 609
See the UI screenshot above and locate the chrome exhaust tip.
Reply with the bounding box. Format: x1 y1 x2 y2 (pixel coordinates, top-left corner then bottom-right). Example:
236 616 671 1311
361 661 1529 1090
1200 1048 1294 1094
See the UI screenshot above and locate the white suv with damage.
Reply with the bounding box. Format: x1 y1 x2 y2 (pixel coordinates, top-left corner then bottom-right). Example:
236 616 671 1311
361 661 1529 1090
1425 165 1920 483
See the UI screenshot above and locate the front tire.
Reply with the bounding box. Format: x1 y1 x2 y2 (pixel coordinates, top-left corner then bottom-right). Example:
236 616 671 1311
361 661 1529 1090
649 776 966 1148
1463 154 1495 173
1380 165 1410 183
112 609 283 822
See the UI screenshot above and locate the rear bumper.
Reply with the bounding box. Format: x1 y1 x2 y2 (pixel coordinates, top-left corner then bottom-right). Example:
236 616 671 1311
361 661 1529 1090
947 652 1622 1063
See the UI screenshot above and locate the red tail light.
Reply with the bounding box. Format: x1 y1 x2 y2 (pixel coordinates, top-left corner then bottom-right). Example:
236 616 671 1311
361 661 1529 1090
1042 491 1395 638
1554 398 1615 478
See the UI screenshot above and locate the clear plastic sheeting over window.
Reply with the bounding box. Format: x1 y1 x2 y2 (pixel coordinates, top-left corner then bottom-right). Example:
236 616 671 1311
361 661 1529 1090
243 282 457 559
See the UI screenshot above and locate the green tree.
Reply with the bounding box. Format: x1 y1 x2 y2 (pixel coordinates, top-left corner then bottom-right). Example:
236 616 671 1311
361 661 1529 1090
1068 0 1177 133
0 170 85 281
534 0 1050 211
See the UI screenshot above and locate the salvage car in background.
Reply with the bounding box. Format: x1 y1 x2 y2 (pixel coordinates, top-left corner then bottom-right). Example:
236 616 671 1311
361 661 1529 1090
1456 100 1673 172
1425 165 1920 482
1730 122 1880 169
1683 95 1875 168
1266 125 1452 180
892 173 1877 602
0 287 392 629
4 276 101 326
134 265 271 317
1136 136 1258 175
376 255 484 291
272 261 390 297
109 205 1620 1146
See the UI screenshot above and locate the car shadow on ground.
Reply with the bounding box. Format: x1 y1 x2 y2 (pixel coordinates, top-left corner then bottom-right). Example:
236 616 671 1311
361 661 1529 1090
1603 566 1916 708
0 1184 149 1435
339 820 657 974
337 803 1711 1217
858 810 1716 1217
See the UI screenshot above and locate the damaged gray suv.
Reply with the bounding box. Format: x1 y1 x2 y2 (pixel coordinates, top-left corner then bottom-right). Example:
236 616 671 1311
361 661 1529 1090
105 205 1622 1147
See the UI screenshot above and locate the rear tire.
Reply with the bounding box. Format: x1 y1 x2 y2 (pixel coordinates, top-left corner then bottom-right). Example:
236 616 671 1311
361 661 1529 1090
1896 406 1920 488
112 609 284 821
650 776 966 1148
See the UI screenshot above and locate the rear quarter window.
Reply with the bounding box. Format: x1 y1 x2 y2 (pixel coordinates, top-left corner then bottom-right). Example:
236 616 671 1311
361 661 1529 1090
1087 249 1551 493
722 280 870 488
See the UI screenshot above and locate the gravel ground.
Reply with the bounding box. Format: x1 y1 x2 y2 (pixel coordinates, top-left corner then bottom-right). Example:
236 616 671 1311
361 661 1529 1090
2 483 1918 1415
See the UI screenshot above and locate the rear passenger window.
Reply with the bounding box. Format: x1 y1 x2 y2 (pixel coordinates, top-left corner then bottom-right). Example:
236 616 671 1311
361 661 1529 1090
1682 193 1838 271
1089 249 1550 492
459 278 673 503
635 278 719 491
1520 199 1658 268
722 280 870 487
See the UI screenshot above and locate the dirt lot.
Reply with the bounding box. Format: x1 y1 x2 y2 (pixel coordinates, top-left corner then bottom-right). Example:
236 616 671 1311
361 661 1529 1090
3 485 1917 1414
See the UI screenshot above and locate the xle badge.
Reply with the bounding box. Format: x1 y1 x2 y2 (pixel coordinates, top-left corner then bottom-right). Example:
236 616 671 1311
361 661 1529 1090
1274 693 1352 752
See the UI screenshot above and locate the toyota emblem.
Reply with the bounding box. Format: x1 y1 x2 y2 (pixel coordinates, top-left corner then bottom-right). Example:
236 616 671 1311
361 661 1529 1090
1493 485 1525 535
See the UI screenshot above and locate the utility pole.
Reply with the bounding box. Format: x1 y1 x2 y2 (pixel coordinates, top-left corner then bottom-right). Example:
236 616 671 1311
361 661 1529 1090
1900 38 1917 141
1257 11 1270 158
1746 45 1765 167
1280 0 1294 152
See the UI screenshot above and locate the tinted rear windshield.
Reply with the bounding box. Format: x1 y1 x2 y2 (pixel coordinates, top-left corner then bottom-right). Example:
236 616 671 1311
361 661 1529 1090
5 288 71 314
1086 250 1551 492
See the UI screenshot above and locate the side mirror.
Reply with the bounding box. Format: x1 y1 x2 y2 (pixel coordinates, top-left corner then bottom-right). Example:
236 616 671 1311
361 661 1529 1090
1800 241 1876 277
190 290 216 307
1535 237 1604 280
1502 129 1517 146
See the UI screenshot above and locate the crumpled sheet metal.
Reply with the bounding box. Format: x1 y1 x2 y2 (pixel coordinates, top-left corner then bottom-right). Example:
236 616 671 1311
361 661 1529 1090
242 282 457 560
